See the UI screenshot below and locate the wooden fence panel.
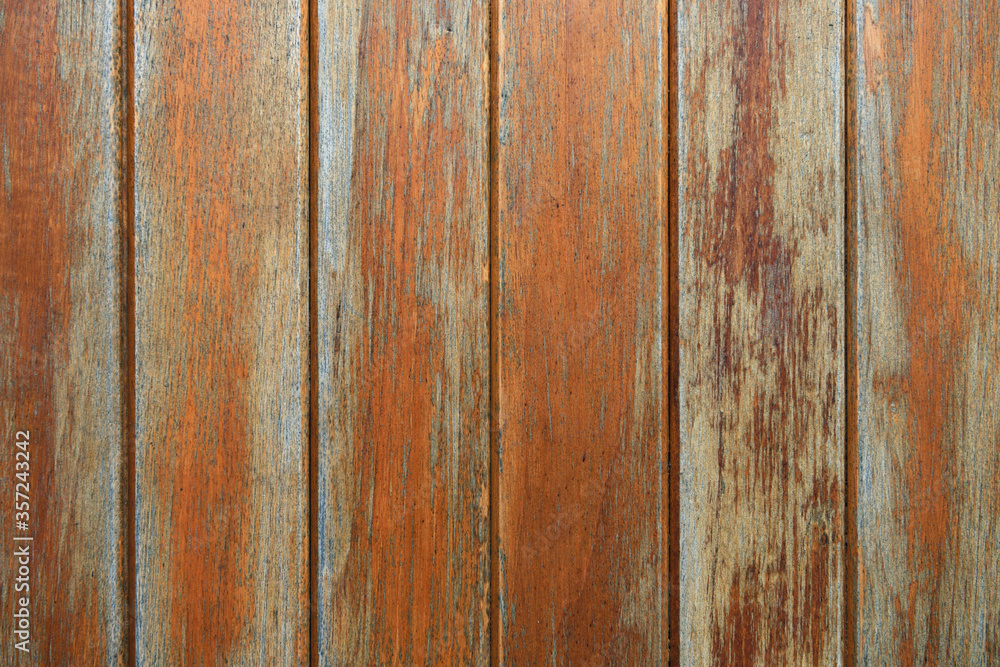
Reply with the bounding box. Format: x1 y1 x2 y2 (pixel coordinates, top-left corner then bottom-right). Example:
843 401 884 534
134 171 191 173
677 0 845 663
133 0 309 663
7 1 1000 662
315 1 490 664
0 1 126 663
853 1 1000 663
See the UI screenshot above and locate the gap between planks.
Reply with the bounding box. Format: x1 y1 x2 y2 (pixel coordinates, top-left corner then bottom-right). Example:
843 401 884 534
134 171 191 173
308 0 320 663
666 0 681 660
123 0 137 661
844 0 859 664
489 0 501 663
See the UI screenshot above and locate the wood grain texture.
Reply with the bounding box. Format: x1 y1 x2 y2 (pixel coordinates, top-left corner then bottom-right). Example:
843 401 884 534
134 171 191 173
133 0 309 663
315 1 489 664
677 0 844 664
0 1 126 663
853 1 1000 663
496 0 665 662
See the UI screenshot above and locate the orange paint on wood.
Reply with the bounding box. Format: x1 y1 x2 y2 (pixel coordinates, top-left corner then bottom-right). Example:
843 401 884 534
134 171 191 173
134 0 309 663
0 1 126 663
854 0 1000 663
496 0 666 663
316 1 489 664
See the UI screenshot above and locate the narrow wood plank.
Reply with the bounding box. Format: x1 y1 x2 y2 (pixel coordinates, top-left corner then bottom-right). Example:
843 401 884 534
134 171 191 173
315 1 489 664
854 1 1000 663
677 0 844 663
0 2 126 663
133 1 309 663
496 0 665 662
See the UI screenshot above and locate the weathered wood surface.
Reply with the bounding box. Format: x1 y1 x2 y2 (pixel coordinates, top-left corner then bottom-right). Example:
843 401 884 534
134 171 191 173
315 1 490 664
677 0 844 663
0 1 126 663
853 1 1000 664
495 0 665 662
133 0 309 663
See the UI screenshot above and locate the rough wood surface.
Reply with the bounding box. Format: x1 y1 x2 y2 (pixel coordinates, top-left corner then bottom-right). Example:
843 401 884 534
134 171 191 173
853 1 1000 663
677 0 844 664
133 1 309 663
0 1 126 663
315 1 490 664
495 0 665 662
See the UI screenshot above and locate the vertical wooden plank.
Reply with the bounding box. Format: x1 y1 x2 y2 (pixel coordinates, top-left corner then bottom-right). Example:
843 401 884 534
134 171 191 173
0 1 126 663
315 0 489 664
854 1 1000 663
496 0 665 662
133 0 309 663
678 0 844 663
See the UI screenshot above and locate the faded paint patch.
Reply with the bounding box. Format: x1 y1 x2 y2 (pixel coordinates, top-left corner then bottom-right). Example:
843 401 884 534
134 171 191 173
680 0 844 663
862 6 885 94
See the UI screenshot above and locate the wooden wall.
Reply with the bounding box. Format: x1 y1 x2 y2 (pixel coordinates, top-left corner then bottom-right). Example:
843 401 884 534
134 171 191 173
0 0 997 664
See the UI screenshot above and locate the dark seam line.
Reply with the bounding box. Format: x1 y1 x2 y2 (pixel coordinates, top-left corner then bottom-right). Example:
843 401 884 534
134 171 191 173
308 0 320 663
489 0 501 663
667 0 681 661
123 0 137 662
844 0 859 664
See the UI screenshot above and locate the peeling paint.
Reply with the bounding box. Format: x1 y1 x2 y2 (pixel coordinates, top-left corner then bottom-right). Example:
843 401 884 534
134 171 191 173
679 0 845 663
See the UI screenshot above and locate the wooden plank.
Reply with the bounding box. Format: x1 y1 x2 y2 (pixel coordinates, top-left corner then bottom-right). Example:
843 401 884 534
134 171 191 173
853 1 1000 663
315 1 490 664
495 0 665 662
677 0 844 663
0 1 126 663
133 0 309 663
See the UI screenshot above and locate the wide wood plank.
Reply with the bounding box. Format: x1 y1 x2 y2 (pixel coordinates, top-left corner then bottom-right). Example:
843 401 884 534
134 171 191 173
677 0 844 664
315 1 490 664
496 0 665 662
853 1 1000 663
133 1 309 663
0 2 126 663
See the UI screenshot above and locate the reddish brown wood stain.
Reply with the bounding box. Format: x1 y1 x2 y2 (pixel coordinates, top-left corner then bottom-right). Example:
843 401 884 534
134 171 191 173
0 2 125 663
163 190 257 665
134 0 309 663
705 0 788 294
496 0 665 663
316 0 489 663
855 1 1000 664
679 0 844 663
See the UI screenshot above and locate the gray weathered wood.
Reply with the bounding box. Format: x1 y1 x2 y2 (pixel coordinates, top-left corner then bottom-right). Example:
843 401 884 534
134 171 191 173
678 0 845 663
